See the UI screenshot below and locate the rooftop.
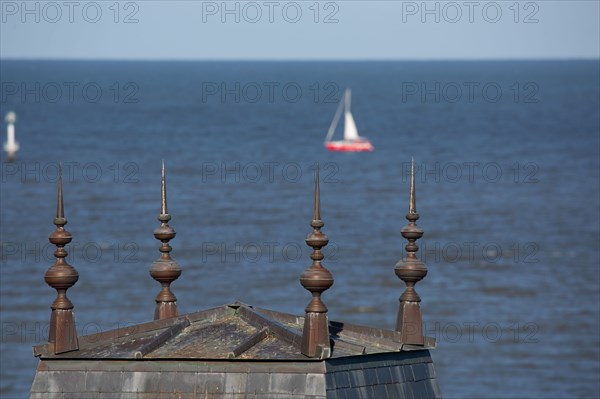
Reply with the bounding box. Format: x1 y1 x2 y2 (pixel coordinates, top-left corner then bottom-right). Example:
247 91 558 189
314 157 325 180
30 160 441 398
33 303 435 362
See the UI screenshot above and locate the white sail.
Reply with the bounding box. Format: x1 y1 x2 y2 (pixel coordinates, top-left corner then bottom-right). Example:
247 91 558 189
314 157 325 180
344 111 359 140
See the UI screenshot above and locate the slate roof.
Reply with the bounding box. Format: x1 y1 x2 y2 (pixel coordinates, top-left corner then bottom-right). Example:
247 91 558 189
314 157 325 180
31 304 440 398
30 350 440 399
33 303 435 361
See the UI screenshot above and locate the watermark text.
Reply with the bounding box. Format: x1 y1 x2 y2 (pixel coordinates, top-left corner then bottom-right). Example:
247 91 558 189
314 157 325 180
1 81 140 104
401 1 540 24
1 1 140 24
1 161 140 184
401 81 539 103
201 1 340 23
401 162 540 184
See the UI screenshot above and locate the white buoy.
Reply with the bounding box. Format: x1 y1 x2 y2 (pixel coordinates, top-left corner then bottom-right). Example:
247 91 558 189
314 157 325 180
4 112 19 161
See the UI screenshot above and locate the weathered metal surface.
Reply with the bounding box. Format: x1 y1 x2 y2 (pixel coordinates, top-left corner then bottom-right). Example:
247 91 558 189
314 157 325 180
236 304 304 353
134 317 190 358
228 327 269 358
44 164 79 354
33 315 190 358
33 303 434 361
147 315 260 358
35 358 327 374
237 335 306 360
300 164 334 358
395 159 428 345
149 161 182 320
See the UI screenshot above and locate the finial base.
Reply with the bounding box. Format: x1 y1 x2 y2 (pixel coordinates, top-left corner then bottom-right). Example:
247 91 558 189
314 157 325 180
154 301 179 320
301 312 330 358
49 309 79 354
395 301 425 345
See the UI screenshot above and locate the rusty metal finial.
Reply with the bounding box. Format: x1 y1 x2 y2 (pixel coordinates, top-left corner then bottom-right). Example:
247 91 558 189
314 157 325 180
44 163 79 354
313 162 321 221
161 159 167 215
149 161 182 320
394 159 428 345
409 157 416 214
300 163 333 358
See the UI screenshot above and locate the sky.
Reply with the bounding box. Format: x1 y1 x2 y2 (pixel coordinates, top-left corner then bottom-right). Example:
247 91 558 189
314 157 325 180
0 1 599 60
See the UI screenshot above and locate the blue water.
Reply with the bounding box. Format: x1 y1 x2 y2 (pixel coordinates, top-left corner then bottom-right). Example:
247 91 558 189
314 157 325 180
1 60 599 398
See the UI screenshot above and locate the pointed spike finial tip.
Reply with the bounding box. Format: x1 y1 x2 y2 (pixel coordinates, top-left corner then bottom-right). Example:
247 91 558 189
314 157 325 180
57 162 64 219
314 162 320 221
409 158 416 214
161 161 167 215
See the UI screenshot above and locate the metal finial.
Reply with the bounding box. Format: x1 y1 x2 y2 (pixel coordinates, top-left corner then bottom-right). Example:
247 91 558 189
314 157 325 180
394 160 428 345
150 161 181 320
56 163 64 219
45 164 79 354
161 159 167 215
300 163 333 358
314 162 320 221
409 157 416 214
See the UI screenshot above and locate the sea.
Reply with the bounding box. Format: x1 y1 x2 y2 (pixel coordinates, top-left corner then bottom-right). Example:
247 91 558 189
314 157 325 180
0 59 599 398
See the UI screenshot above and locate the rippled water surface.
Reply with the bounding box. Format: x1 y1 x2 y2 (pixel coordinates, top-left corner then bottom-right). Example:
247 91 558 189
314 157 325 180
1 60 599 398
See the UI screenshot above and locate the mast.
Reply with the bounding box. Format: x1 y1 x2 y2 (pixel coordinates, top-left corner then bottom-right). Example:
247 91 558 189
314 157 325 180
344 88 351 114
324 91 345 143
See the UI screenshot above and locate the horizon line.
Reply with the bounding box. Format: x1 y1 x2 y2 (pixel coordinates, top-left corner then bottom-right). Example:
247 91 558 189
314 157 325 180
1 56 599 62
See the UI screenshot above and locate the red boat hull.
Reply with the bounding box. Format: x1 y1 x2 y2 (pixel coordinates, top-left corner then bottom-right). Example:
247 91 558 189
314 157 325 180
325 140 374 152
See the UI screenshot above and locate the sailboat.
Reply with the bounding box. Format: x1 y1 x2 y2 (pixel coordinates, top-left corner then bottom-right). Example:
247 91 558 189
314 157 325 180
324 89 373 152
3 112 19 161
